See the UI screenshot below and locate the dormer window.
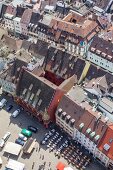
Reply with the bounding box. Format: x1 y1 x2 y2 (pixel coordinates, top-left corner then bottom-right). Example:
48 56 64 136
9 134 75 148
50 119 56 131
62 112 67 120
79 123 84 129
70 119 75 127
66 115 71 123
57 108 62 117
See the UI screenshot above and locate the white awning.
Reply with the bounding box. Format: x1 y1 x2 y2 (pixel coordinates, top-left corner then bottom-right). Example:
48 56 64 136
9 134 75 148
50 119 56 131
4 142 22 155
64 167 74 170
6 159 25 170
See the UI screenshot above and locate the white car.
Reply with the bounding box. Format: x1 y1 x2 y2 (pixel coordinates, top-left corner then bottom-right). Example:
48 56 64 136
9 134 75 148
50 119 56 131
18 134 27 141
0 139 5 148
12 109 20 118
3 132 11 142
0 98 7 109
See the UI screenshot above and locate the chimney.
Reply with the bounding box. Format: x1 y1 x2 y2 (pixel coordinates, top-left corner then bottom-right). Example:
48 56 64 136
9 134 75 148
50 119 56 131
92 82 95 87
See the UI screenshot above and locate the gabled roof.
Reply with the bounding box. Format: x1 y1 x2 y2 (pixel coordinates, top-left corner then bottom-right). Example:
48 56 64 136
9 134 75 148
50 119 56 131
5 5 16 16
50 11 98 39
3 35 23 51
89 36 113 62
16 6 25 18
86 64 106 81
21 40 31 50
16 69 56 112
57 92 112 144
57 94 85 122
44 47 85 81
85 73 113 93
29 39 49 57
98 125 113 160
21 8 32 24
30 12 40 24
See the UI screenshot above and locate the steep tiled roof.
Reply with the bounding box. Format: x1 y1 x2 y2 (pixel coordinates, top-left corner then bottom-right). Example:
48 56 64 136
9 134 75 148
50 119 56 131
50 11 98 39
85 73 113 93
0 57 28 83
98 125 113 160
57 93 112 144
89 36 113 62
57 95 85 121
5 5 16 15
44 47 85 80
16 69 56 112
21 40 31 50
29 40 49 57
30 12 40 24
86 113 108 144
21 8 32 24
86 64 107 80
3 35 23 51
16 6 25 18
11 58 27 80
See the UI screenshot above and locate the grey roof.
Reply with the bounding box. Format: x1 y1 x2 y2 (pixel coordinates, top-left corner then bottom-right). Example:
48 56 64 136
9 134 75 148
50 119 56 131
30 12 41 24
16 69 56 112
89 36 113 62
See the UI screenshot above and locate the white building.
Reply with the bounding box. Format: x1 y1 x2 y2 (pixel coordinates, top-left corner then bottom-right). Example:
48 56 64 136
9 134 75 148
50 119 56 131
87 36 113 73
4 13 14 31
13 17 21 34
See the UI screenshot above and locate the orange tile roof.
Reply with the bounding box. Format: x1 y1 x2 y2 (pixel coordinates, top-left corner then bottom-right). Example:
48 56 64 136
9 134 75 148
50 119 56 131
50 12 98 38
21 8 32 24
98 125 113 160
56 162 66 170
5 5 16 16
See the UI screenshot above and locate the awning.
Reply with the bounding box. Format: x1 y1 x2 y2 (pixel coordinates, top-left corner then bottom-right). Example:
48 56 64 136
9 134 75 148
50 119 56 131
6 159 25 170
4 142 22 156
56 162 66 170
64 167 74 170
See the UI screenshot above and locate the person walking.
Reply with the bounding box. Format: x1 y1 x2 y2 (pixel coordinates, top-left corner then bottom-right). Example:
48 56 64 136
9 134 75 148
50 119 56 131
49 162 51 166
42 155 44 160
39 147 40 152
32 162 35 169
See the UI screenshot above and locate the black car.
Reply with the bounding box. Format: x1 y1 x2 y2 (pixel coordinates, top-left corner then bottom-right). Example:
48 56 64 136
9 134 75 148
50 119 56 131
28 126 38 133
7 105 13 112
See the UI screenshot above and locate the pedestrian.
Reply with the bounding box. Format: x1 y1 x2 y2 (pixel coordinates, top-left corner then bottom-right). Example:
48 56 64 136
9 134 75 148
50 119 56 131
49 162 51 166
39 147 40 152
7 154 10 160
42 155 44 160
32 162 35 169
8 122 11 126
40 154 41 159
36 146 38 152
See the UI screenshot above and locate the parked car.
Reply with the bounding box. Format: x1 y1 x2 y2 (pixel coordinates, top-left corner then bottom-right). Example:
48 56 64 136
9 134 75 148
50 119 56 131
2 132 11 142
0 98 7 109
21 129 32 137
12 109 20 118
0 139 5 148
7 105 13 112
28 126 38 133
18 134 27 141
15 138 24 146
